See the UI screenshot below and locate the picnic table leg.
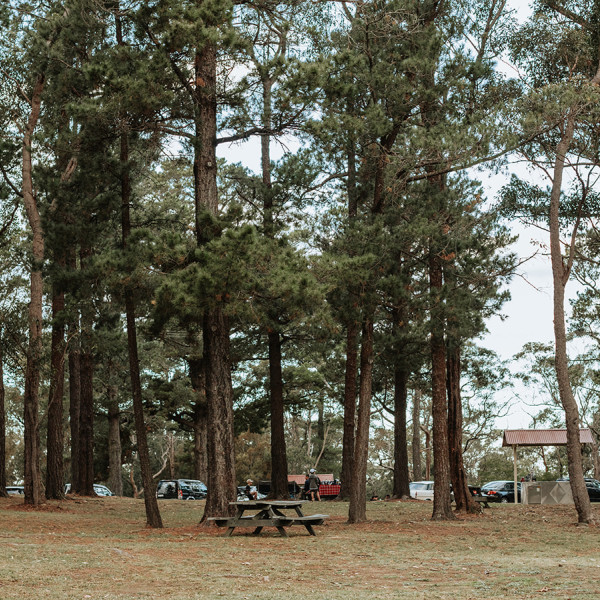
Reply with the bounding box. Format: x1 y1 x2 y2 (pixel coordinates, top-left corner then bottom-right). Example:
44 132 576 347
292 505 317 535
276 525 290 537
224 507 245 536
251 509 270 536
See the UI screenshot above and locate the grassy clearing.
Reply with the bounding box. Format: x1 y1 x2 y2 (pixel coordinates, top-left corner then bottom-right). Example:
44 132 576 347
1 496 599 599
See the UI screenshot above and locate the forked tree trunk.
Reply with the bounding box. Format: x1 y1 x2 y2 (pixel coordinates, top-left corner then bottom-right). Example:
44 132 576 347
447 347 478 514
549 112 592 524
348 318 373 523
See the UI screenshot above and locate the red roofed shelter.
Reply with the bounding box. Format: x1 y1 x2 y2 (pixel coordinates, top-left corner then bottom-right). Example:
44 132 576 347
502 429 594 502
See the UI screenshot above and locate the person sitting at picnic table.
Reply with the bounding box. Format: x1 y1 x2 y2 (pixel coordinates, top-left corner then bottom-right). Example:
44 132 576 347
308 469 321 501
245 479 257 500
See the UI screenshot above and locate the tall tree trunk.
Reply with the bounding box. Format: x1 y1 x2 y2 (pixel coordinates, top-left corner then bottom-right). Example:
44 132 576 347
259 74 289 500
423 425 432 481
269 330 289 498
429 251 454 521
339 135 359 500
168 432 175 478
107 389 123 496
68 287 81 492
412 389 423 481
549 112 592 524
194 42 237 521
118 107 163 526
446 347 478 513
392 358 410 498
202 308 237 518
188 357 208 481
339 322 358 499
348 318 373 523
392 305 410 498
77 243 95 496
22 73 45 507
45 279 66 499
0 331 6 497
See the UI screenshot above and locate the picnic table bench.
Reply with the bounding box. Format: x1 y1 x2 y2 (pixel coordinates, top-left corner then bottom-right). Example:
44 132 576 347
473 496 491 508
208 500 328 537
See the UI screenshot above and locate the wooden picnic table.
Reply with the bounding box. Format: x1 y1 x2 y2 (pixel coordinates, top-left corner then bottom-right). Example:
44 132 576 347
208 500 328 537
473 496 491 508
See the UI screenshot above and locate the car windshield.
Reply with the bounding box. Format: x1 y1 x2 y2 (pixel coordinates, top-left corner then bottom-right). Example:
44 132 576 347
410 483 428 490
183 480 206 490
482 482 505 490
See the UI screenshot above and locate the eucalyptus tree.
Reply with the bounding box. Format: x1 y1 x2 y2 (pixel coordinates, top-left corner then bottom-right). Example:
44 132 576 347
514 342 600 477
502 0 600 523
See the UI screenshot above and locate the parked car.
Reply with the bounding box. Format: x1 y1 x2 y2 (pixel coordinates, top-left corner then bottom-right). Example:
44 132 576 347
409 481 435 501
64 483 114 496
481 480 521 503
410 481 458 502
468 485 482 497
6 486 24 495
156 479 207 500
556 477 600 502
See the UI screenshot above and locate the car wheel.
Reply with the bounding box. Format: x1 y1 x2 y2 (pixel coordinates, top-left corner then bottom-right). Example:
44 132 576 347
500 497 508 503
186 497 195 500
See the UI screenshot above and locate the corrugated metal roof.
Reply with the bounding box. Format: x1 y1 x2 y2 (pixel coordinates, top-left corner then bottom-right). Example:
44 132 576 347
502 429 595 447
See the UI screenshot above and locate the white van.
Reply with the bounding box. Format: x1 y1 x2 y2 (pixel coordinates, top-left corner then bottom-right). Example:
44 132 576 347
409 481 435 501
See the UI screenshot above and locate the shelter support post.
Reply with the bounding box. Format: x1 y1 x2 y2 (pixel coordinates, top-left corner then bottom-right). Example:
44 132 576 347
513 445 518 503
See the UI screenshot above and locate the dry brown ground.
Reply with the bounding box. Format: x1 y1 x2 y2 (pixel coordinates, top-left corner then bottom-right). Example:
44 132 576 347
1 495 599 600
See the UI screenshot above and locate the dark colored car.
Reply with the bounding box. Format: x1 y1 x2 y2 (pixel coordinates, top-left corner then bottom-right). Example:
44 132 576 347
557 478 600 502
481 480 521 503
156 479 207 500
